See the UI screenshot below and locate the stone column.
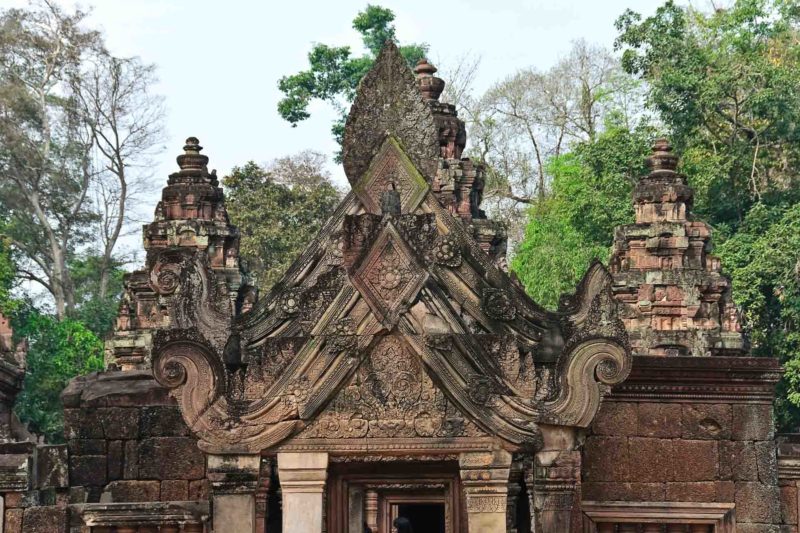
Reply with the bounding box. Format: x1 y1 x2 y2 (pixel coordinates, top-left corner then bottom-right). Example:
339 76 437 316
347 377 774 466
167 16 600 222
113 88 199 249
364 489 379 532
526 449 581 533
277 452 329 533
207 453 261 533
459 449 512 533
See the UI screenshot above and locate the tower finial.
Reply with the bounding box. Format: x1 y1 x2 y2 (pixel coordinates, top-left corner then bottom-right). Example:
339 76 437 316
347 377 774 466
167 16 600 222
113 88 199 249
414 58 445 101
176 136 209 173
646 137 679 174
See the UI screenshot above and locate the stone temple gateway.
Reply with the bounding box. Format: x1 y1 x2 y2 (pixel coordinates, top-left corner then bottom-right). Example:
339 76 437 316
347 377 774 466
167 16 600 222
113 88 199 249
0 41 798 532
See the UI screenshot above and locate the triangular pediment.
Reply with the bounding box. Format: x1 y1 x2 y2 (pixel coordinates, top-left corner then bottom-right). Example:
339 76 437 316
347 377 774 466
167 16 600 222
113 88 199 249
298 335 487 440
150 42 632 455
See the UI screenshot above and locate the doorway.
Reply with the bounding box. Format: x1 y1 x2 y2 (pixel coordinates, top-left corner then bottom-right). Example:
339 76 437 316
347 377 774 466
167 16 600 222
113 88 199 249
326 460 464 533
393 502 446 533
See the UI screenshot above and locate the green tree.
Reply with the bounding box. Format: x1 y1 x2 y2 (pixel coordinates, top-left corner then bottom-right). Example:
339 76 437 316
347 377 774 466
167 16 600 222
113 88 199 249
70 254 126 338
511 122 652 308
0 1 163 318
277 5 428 147
614 0 800 429
615 0 800 227
716 201 800 429
12 307 104 442
224 152 341 293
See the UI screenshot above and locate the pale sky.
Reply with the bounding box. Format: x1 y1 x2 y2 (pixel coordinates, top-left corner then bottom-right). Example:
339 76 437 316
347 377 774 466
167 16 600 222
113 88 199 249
5 0 671 258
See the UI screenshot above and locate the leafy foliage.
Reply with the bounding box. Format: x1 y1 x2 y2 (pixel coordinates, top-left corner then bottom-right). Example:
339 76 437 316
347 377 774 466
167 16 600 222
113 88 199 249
611 0 800 429
512 123 652 308
277 5 427 147
223 153 341 293
716 202 800 428
616 0 800 227
12 307 104 442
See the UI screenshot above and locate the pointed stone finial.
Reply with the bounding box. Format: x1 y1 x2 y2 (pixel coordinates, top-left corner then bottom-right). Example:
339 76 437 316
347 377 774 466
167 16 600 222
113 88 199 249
342 41 439 187
415 58 445 101
646 138 679 174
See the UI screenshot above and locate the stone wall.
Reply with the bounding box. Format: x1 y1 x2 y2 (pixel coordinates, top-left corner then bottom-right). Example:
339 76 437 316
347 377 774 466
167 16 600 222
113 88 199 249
581 356 784 531
62 371 209 508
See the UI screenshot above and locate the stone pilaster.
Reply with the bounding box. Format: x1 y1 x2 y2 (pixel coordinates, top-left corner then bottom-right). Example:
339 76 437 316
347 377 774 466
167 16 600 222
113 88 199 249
526 449 581 533
459 449 512 533
207 453 260 533
277 452 328 533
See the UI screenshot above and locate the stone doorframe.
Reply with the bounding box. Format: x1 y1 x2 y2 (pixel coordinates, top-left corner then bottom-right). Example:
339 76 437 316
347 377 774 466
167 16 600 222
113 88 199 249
205 428 588 533
325 456 465 533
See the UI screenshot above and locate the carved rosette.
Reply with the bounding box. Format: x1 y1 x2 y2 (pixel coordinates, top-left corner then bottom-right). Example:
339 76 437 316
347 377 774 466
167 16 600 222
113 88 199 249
482 288 517 321
431 233 462 267
277 287 303 317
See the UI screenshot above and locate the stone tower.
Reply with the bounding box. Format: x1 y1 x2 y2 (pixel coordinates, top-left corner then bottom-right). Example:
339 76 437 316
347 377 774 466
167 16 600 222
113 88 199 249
610 138 746 357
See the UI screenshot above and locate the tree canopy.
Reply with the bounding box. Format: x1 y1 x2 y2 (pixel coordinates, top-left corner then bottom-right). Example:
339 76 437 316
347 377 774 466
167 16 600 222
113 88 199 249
277 4 428 148
223 152 341 293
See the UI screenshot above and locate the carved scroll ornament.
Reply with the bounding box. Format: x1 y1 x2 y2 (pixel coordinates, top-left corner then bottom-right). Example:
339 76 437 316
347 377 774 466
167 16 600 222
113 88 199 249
153 340 299 453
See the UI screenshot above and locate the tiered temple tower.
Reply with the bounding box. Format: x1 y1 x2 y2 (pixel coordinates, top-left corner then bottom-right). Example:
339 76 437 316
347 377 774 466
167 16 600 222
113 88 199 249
106 137 254 370
610 138 746 357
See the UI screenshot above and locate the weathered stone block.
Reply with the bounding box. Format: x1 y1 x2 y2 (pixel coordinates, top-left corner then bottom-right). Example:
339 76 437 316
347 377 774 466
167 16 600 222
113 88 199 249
138 437 204 480
665 481 716 502
671 440 717 481
21 506 67 533
97 407 140 439
161 479 189 501
140 406 190 437
582 436 628 482
581 481 665 501
755 440 778 484
67 439 105 456
63 409 102 439
736 524 781 533
717 480 735 502
107 440 124 482
4 491 23 508
591 402 637 437
188 479 210 500
36 445 68 489
103 480 160 502
733 404 775 441
5 508 22 533
69 455 107 487
719 441 758 481
628 437 673 482
735 482 781 523
637 403 682 438
682 403 731 440
782 484 799 525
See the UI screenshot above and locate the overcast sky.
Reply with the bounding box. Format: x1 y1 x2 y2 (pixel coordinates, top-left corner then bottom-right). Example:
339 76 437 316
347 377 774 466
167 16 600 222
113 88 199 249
6 0 671 257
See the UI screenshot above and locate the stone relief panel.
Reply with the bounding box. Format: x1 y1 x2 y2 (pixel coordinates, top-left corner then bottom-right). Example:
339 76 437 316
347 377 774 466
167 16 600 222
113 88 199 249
353 136 429 215
299 335 485 439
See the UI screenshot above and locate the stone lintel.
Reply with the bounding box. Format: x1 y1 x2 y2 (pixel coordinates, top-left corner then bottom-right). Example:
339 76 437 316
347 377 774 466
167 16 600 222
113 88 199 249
70 501 209 528
609 355 782 403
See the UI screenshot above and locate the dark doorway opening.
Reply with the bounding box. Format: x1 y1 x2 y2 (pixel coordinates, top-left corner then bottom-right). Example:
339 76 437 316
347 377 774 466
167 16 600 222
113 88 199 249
395 503 445 533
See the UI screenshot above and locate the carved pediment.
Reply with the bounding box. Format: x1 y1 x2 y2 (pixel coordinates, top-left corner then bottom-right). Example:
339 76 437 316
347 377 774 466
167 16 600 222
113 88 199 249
149 42 632 455
299 335 486 440
351 222 428 327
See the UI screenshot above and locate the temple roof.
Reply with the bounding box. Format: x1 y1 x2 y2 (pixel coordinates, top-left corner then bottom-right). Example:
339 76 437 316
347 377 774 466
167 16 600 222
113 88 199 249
141 42 631 454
